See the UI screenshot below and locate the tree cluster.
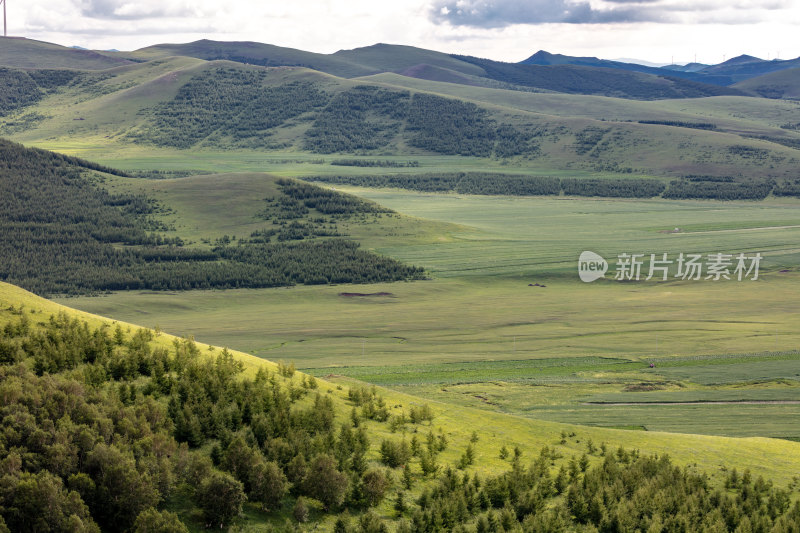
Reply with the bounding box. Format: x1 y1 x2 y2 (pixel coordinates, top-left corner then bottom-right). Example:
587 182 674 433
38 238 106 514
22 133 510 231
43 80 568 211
0 68 82 116
638 120 717 130
303 86 410 153
312 173 666 198
773 179 800 198
0 310 431 530
663 178 775 200
133 68 329 149
331 159 420 168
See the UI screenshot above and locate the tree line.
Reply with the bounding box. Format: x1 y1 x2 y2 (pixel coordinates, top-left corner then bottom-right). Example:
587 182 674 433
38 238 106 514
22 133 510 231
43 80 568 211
638 120 717 130
331 159 420 168
663 178 776 200
311 173 666 198
311 172 800 200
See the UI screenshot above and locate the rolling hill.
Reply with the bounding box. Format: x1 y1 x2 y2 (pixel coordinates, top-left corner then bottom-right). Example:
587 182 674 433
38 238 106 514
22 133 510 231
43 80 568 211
525 49 800 87
3 279 800 531
735 67 800 99
1 37 799 185
0 138 424 296
0 36 134 69
3 35 800 532
126 38 752 99
521 50 736 86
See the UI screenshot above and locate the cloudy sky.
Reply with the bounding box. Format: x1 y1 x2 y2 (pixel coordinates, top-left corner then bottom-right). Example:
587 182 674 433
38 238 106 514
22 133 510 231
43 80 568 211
11 0 800 64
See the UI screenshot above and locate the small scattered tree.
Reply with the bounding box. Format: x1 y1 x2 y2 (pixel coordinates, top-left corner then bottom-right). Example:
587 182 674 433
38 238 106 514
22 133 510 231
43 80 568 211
303 454 348 510
361 469 390 507
132 508 188 533
195 471 246 528
293 497 309 523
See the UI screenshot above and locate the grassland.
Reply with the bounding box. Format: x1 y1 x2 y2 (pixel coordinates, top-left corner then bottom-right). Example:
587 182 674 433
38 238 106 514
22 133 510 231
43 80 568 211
5 40 800 466
7 279 800 496
60 187 800 441
0 36 133 69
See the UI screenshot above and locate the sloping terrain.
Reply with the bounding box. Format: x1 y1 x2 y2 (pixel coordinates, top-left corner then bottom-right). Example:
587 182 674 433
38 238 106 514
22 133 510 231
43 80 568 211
3 281 800 531
520 50 735 85
1 38 799 184
700 54 800 83
129 38 752 99
0 139 424 296
0 36 133 69
525 50 800 86
452 55 746 99
735 67 800 99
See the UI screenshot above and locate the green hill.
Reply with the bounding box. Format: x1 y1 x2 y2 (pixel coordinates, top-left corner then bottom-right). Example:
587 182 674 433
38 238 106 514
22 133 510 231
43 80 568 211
734 67 800 99
129 38 746 100
2 281 800 531
2 41 800 182
332 43 486 77
0 36 133 69
132 39 376 78
452 55 747 99
0 138 423 296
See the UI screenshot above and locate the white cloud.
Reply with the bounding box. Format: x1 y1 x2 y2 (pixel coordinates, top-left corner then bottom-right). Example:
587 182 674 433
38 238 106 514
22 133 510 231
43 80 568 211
7 0 800 64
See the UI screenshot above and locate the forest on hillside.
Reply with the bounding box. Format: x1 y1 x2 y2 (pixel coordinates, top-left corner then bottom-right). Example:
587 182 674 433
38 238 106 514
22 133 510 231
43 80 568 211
312 172 800 200
0 139 423 296
130 69 330 149
1 309 799 531
133 70 538 158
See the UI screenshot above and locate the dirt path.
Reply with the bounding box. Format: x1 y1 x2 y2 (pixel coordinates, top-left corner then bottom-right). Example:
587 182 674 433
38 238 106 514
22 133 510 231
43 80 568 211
584 400 800 406
679 225 800 235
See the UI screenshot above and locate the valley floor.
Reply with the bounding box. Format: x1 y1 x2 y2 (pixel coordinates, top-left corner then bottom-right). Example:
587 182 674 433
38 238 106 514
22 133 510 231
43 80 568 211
59 190 800 441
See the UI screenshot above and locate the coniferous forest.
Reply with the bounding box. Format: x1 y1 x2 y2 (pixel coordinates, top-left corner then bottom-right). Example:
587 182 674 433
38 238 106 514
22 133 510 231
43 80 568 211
311 172 800 200
0 139 424 296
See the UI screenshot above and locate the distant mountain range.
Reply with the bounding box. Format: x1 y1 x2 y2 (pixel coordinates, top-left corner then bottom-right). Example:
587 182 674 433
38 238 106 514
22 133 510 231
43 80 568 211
2 37 799 101
520 50 800 86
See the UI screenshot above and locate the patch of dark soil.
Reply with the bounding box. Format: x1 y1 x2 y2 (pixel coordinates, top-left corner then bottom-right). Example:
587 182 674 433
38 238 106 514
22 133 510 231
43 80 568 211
338 292 395 297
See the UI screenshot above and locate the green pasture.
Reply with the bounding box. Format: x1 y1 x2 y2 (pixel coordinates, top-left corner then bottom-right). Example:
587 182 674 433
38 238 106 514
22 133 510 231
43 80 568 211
59 188 800 439
335 186 800 276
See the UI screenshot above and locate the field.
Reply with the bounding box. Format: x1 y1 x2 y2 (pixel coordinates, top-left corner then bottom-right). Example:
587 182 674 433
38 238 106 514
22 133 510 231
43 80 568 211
61 187 800 440
7 279 800 495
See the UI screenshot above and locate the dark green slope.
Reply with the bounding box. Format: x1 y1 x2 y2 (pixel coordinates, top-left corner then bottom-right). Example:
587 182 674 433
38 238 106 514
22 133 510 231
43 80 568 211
734 67 800 99
521 50 735 86
522 50 800 86
0 138 423 296
453 55 747 99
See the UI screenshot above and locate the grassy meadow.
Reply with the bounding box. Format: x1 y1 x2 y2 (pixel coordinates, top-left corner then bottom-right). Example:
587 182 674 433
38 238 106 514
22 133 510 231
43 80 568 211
7 279 800 497
60 185 800 441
